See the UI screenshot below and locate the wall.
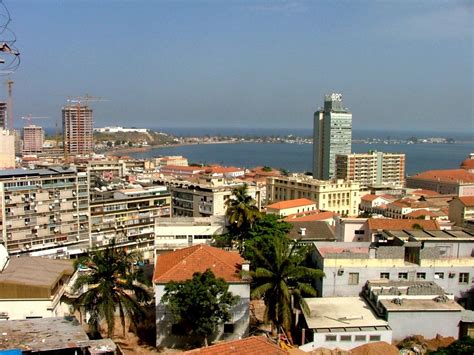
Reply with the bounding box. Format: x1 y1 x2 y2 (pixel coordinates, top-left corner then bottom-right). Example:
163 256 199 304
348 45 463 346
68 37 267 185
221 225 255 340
388 311 461 341
155 283 249 348
0 298 70 320
300 329 392 352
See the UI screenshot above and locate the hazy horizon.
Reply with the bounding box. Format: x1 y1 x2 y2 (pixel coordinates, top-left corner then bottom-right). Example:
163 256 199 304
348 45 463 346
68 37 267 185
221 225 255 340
3 0 473 133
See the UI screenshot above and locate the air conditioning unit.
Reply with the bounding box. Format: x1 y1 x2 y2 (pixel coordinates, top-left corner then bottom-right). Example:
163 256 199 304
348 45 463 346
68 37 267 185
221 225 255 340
337 269 344 276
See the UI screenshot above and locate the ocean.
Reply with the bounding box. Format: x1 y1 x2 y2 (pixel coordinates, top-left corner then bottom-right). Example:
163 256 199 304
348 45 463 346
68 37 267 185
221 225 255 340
128 142 474 176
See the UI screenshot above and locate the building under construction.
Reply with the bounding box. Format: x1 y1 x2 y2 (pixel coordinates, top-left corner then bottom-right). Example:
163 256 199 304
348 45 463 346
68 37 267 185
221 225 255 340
22 124 44 154
62 104 93 156
0 102 7 129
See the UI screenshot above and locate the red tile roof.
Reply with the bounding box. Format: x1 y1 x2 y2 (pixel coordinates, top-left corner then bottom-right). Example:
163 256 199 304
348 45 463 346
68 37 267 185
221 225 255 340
411 189 440 197
457 196 474 207
183 336 288 354
405 209 438 218
361 194 379 202
284 210 336 222
461 159 474 169
267 198 316 210
153 245 245 284
367 218 440 231
409 169 474 183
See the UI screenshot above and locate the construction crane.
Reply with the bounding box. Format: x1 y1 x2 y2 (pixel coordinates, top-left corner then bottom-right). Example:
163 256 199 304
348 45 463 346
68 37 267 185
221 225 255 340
20 114 48 126
63 94 107 162
6 78 12 129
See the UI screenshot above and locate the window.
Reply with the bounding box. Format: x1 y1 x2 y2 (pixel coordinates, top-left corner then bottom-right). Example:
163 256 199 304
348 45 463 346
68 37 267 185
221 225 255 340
340 335 351 342
380 273 390 280
398 272 408 280
459 273 469 284
355 230 364 235
369 335 381 342
434 272 444 280
325 335 337 341
348 273 359 285
223 323 234 334
416 272 426 280
355 335 367 341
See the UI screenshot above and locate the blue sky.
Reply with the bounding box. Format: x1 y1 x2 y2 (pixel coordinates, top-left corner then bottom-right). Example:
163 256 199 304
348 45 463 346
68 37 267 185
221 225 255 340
2 0 473 132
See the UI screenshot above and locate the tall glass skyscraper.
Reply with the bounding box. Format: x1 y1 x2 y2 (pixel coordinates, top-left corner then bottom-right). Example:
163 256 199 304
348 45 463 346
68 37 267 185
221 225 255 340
312 93 352 180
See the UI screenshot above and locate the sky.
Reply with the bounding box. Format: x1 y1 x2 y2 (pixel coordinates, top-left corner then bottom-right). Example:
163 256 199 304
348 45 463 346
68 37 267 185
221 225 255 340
1 0 473 133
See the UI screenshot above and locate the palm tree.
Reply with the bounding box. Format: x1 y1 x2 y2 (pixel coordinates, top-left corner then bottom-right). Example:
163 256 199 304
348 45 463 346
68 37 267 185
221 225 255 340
250 236 324 340
225 183 261 247
71 240 152 338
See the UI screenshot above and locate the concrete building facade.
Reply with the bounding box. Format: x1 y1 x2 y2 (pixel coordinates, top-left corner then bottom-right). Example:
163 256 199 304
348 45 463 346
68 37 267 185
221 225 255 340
363 280 464 341
267 175 360 216
0 102 7 129
62 105 94 156
406 169 474 196
449 196 474 227
312 229 474 306
22 125 44 154
90 186 171 248
155 176 262 218
0 167 90 254
336 151 405 187
0 129 15 169
153 245 250 349
313 93 352 180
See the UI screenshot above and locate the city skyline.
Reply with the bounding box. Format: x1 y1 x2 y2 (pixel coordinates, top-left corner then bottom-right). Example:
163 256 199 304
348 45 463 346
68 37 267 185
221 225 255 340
3 0 473 133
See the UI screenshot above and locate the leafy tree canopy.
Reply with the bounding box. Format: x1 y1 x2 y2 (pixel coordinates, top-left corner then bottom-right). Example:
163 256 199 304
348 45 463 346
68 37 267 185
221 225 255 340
161 269 238 346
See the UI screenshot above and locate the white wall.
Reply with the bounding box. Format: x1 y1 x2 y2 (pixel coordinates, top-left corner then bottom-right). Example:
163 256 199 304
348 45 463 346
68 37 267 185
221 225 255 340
300 329 392 351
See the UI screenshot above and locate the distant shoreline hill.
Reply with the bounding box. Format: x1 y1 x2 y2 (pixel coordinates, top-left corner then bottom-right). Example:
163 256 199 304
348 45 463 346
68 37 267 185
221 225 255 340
93 130 176 146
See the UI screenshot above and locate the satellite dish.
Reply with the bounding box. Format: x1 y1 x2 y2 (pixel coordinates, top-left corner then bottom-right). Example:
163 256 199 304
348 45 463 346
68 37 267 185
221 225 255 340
0 244 10 272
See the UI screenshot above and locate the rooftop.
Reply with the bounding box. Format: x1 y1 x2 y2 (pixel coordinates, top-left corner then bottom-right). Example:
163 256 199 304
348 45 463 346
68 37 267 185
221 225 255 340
366 280 445 296
302 297 389 330
283 210 336 222
287 221 335 241
153 244 245 283
456 196 474 207
379 298 464 312
408 169 474 184
0 257 73 290
0 317 88 352
267 198 316 210
183 336 288 354
0 166 77 179
367 218 440 231
317 246 369 258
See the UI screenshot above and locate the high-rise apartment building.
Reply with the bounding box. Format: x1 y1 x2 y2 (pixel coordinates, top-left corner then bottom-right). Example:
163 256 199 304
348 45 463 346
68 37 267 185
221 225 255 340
335 151 405 187
22 125 44 154
0 167 90 254
62 105 93 156
313 93 352 180
0 102 7 129
0 129 15 169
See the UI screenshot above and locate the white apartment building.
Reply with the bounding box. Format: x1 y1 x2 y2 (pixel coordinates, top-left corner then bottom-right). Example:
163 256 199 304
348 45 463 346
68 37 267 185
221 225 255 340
267 175 360 216
336 151 405 187
0 167 90 254
0 129 15 169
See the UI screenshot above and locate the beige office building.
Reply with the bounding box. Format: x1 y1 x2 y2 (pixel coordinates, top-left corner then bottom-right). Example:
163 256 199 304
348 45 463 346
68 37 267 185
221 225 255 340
0 129 15 169
335 151 405 187
267 175 360 216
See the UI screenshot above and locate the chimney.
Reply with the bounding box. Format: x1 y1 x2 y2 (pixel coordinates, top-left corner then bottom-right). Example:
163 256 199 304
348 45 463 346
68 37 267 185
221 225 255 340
241 261 250 272
300 228 306 237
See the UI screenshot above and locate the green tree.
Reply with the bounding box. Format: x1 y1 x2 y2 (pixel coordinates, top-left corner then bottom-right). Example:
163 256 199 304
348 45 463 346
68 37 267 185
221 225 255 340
225 183 261 248
262 166 273 172
427 337 474 355
106 141 113 148
161 269 238 347
250 236 324 339
242 214 292 269
71 241 152 338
